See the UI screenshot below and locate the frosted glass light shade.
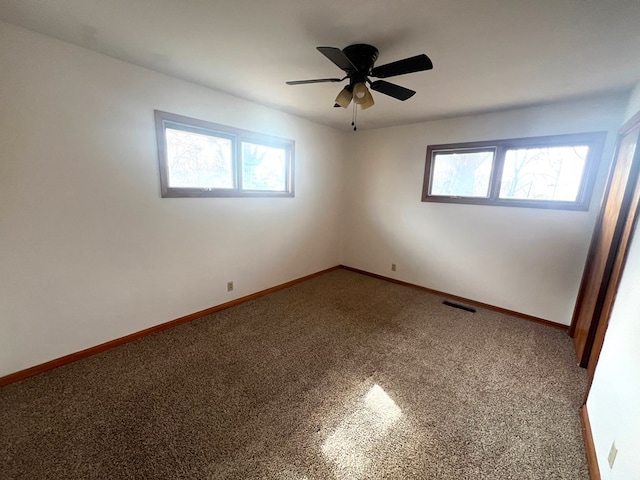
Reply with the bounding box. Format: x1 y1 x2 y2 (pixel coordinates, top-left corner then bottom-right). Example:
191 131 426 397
352 83 368 104
360 88 375 110
335 87 353 108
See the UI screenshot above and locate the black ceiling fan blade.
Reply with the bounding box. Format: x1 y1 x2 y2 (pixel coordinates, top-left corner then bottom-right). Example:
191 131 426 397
286 78 343 85
370 54 433 78
369 80 416 101
317 46 357 72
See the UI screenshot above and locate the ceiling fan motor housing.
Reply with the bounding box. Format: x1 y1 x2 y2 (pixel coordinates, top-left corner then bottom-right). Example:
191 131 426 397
342 44 379 85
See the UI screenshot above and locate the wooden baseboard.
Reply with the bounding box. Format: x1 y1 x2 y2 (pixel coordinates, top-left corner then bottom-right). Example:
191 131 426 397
580 405 601 480
0 266 340 388
339 265 568 331
1 264 567 388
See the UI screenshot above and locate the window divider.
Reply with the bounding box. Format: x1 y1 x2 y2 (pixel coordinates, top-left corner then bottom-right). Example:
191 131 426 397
489 145 507 200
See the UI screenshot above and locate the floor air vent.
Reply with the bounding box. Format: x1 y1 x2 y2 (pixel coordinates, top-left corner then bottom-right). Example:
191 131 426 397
443 300 476 313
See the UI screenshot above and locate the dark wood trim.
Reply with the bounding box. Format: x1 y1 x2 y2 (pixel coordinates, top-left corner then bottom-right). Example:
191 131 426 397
570 112 640 365
580 405 601 480
339 265 568 330
0 266 340 388
568 142 621 338
586 118 640 377
567 116 640 337
0 262 571 388
587 173 640 378
422 132 606 211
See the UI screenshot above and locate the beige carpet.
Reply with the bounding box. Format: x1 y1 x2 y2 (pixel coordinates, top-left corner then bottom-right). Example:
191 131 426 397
0 269 588 479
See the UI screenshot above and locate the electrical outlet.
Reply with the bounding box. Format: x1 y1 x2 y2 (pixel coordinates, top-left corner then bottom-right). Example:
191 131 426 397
608 441 617 469
227 281 234 292
391 263 397 272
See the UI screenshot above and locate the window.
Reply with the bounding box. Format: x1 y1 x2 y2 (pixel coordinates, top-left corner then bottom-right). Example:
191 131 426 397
155 110 294 197
422 132 606 210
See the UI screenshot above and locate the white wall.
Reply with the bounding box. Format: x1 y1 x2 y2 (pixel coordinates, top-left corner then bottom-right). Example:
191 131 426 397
586 84 640 480
586 222 640 479
0 22 346 377
0 18 633 380
341 97 627 324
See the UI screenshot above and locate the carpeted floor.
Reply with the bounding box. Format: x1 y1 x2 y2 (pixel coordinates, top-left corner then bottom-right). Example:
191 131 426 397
0 269 588 479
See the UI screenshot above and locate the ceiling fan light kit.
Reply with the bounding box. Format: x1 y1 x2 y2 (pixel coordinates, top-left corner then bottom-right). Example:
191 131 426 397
352 82 368 102
335 85 353 108
287 43 433 129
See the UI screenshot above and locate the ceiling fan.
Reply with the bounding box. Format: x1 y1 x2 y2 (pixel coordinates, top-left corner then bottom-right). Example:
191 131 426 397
286 44 433 128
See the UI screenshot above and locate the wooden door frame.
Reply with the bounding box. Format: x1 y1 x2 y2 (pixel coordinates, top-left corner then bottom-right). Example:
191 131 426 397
569 110 640 371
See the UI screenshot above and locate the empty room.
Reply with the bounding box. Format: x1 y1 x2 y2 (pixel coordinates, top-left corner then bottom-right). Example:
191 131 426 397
1 1 640 479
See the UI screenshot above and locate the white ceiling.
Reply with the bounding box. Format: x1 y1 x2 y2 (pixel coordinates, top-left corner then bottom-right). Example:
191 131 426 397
2 0 640 131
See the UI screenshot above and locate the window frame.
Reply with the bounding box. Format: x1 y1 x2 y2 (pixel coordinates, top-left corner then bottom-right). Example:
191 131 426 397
155 110 294 198
421 132 606 210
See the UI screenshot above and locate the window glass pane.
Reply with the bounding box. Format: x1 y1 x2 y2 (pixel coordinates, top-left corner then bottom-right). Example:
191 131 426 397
165 127 234 189
241 142 287 191
499 145 589 201
430 150 494 197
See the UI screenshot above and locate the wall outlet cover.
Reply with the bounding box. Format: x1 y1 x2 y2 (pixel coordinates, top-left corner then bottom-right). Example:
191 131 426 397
608 441 617 469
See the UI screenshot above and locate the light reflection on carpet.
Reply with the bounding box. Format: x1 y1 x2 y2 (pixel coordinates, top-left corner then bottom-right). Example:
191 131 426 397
321 384 402 479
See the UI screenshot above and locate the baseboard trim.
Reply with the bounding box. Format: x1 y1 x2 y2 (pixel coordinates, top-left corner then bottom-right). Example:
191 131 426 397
0 266 340 388
339 265 568 331
580 405 601 480
1 264 567 387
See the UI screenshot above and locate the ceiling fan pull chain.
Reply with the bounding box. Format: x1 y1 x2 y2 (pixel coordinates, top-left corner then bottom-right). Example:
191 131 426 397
352 103 357 131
